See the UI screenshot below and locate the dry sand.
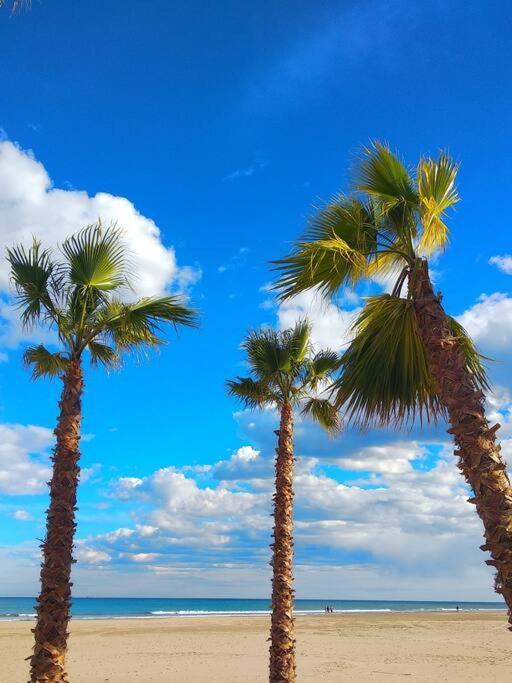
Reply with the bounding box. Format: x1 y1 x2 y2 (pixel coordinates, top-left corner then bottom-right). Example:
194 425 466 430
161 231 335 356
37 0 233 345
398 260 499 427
1 612 511 682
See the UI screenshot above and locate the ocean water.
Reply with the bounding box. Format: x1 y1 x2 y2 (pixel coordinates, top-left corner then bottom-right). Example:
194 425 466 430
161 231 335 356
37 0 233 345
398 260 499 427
0 597 505 621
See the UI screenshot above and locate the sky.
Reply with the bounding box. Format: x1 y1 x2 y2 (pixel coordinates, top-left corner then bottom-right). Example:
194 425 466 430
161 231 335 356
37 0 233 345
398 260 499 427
0 0 512 601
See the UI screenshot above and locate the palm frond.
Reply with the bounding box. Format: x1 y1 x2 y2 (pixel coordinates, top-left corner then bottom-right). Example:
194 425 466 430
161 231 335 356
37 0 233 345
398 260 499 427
336 294 443 427
301 397 341 434
95 296 197 350
273 197 374 299
226 377 275 409
284 319 311 363
87 340 120 369
125 296 197 330
228 324 341 438
356 142 418 211
308 349 342 382
417 153 459 254
6 240 57 326
23 345 69 379
447 317 489 390
243 328 290 378
61 222 129 294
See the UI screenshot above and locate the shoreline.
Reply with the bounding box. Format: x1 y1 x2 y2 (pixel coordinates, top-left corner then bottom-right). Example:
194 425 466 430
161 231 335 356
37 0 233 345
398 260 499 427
0 607 506 622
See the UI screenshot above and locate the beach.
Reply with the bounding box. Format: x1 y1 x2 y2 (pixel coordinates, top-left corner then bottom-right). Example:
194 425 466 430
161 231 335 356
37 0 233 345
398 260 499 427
1 611 511 682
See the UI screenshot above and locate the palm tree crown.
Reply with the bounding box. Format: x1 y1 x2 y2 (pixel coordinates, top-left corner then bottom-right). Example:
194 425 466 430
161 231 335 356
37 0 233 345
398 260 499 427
274 143 486 426
7 222 197 376
227 320 341 432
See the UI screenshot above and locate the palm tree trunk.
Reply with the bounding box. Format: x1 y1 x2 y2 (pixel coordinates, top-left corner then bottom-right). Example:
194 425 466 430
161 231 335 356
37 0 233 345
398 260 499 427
269 400 296 682
30 360 83 682
411 259 512 627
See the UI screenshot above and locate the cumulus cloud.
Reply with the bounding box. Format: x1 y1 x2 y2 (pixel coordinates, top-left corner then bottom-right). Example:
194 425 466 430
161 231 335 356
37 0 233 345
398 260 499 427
457 293 512 353
336 441 426 474
489 255 512 275
73 433 498 600
0 423 53 495
0 139 200 346
277 288 361 351
75 546 112 565
211 445 273 485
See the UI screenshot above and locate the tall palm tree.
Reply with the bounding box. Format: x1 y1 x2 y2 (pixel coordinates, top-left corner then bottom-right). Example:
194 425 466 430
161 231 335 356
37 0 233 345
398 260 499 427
7 223 197 682
227 321 340 682
274 143 512 628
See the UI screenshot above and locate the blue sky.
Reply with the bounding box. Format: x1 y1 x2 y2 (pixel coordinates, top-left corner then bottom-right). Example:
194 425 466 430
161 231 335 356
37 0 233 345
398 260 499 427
0 0 512 600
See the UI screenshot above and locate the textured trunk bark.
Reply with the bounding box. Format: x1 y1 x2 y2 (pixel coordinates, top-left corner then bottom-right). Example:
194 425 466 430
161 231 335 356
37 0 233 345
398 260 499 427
411 259 512 627
269 401 296 682
29 360 83 682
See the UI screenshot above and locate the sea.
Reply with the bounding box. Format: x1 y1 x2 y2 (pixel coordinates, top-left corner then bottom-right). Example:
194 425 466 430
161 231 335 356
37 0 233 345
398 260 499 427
0 597 505 621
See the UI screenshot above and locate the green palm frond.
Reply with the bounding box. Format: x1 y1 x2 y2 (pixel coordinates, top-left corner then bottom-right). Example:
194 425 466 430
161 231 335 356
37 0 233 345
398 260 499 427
6 240 57 326
447 317 489 390
301 397 341 434
87 340 120 369
61 222 129 293
273 197 374 299
9 226 198 374
307 350 342 383
23 345 69 379
336 294 443 427
124 296 197 330
243 328 289 377
356 142 418 211
96 296 197 350
417 153 459 253
284 319 311 363
226 376 276 409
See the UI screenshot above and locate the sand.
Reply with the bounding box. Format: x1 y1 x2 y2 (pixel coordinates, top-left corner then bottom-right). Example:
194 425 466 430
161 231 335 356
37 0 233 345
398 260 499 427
1 612 511 682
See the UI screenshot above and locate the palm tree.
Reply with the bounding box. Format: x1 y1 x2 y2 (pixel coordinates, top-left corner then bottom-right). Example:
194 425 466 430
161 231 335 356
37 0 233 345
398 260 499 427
274 143 512 628
7 223 197 682
227 321 340 682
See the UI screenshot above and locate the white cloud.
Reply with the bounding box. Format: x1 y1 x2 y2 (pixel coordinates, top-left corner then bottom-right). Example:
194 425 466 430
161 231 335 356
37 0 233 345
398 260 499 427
0 299 58 349
211 446 271 483
0 139 200 345
337 441 425 474
70 431 501 601
0 423 53 495
0 426 500 600
489 255 512 275
12 509 32 521
76 546 112 565
277 288 361 351
457 293 512 353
